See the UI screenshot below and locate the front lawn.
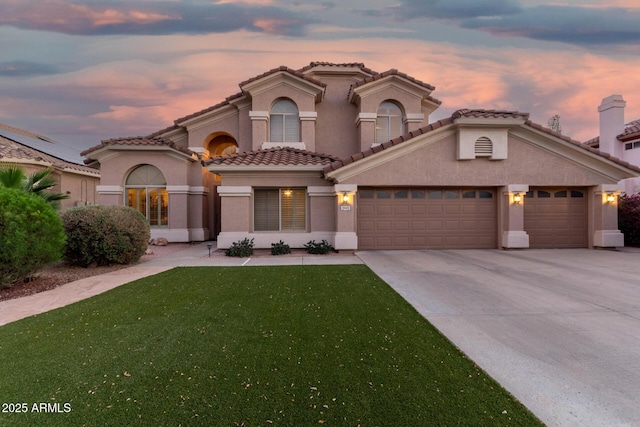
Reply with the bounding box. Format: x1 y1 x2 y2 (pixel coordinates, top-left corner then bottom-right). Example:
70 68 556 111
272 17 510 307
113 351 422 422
0 265 541 426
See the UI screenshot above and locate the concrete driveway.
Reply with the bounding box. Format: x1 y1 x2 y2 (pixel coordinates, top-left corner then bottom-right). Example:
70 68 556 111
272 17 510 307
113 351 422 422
357 249 640 427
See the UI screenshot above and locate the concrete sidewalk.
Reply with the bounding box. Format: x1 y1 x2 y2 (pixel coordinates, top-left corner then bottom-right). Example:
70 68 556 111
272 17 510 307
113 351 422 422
0 242 362 327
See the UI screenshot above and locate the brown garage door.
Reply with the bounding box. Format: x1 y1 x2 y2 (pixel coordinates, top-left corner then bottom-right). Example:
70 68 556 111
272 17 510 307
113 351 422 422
357 188 497 250
524 188 588 248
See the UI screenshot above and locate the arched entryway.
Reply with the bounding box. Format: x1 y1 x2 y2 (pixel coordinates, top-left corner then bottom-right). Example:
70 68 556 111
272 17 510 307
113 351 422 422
205 133 239 238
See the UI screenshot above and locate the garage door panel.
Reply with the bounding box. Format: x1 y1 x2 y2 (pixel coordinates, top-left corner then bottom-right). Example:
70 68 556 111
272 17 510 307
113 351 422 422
376 205 393 215
524 187 587 248
358 188 497 249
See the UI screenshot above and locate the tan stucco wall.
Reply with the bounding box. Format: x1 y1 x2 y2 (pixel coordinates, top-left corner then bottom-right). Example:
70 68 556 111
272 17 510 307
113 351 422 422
339 133 620 187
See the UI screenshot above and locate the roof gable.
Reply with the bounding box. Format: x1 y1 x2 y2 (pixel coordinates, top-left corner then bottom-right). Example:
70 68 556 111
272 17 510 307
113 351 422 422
324 110 640 183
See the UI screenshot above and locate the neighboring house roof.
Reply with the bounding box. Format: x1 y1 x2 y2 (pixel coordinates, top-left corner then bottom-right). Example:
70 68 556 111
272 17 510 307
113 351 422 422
206 146 338 168
0 123 99 175
81 135 195 162
299 61 378 75
618 120 640 142
583 119 640 148
324 109 640 175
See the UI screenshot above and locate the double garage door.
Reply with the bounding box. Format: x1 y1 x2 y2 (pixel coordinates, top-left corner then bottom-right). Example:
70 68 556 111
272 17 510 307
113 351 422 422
357 187 588 250
358 188 497 250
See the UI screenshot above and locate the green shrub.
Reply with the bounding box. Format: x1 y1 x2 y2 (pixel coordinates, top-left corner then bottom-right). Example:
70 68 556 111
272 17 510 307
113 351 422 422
619 193 640 246
0 187 66 287
271 240 291 255
61 205 150 267
225 238 254 257
304 239 334 254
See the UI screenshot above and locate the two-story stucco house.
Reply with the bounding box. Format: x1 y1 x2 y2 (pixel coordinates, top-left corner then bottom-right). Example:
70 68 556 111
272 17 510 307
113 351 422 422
82 62 639 250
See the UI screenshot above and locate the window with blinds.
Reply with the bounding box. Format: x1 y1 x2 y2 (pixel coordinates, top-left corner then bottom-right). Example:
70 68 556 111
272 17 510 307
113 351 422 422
270 99 300 142
376 101 404 144
254 188 306 231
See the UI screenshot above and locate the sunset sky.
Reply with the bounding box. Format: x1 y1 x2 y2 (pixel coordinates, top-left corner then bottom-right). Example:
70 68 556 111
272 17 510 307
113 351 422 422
1 0 639 151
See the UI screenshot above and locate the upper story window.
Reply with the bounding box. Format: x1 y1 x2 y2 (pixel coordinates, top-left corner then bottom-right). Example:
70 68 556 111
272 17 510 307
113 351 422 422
376 101 405 144
270 99 300 142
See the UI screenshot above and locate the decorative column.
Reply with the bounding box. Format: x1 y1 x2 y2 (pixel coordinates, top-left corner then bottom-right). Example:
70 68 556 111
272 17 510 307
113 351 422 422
501 184 530 248
299 111 317 152
334 184 358 251
405 113 425 133
216 186 252 248
356 113 377 151
249 111 269 151
593 184 625 247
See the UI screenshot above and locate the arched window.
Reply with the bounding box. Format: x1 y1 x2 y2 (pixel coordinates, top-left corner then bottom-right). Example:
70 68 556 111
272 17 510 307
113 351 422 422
376 101 405 144
207 134 238 157
125 165 168 227
270 99 299 143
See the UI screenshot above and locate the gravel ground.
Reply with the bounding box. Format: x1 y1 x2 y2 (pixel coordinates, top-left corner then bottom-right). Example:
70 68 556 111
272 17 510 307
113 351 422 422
0 244 192 302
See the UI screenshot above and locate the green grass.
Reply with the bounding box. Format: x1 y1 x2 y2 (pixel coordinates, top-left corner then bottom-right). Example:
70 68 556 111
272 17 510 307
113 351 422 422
0 266 541 426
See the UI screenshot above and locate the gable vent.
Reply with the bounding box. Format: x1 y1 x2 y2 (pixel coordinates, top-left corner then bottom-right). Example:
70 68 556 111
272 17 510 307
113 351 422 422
475 136 493 157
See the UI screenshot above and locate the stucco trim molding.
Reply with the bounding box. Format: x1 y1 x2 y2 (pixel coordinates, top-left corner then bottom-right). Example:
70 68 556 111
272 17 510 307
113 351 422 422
217 186 252 197
355 112 377 127
299 111 318 121
307 186 335 196
334 232 358 250
249 111 269 121
405 113 425 124
96 185 123 195
593 230 624 248
501 231 530 249
502 184 530 195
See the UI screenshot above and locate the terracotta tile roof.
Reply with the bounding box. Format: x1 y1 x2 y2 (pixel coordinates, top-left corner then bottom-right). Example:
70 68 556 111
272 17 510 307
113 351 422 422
324 110 640 175
239 65 326 89
299 61 378 75
81 135 195 159
0 133 99 175
619 120 640 141
452 109 530 120
323 117 455 173
348 69 440 105
206 147 339 167
174 92 245 125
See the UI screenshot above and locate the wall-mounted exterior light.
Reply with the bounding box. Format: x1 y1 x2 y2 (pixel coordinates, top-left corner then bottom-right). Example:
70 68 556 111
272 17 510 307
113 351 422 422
606 193 616 204
513 193 522 204
341 192 350 205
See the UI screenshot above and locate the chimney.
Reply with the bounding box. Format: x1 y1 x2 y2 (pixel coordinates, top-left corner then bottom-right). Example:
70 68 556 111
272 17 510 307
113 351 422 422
598 95 625 158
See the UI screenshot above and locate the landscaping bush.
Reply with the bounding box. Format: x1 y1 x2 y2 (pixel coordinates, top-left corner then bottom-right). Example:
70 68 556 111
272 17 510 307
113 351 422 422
61 205 150 267
225 238 254 257
0 187 66 287
619 193 640 246
271 240 291 255
304 239 334 254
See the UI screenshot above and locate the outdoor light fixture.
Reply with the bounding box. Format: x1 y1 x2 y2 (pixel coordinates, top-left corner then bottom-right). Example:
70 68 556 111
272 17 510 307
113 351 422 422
283 189 292 196
513 193 522 204
606 193 616 204
207 243 212 257
342 192 350 204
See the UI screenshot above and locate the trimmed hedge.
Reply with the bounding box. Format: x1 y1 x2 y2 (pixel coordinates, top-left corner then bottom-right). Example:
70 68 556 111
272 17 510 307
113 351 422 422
61 205 150 267
0 187 66 287
619 193 640 247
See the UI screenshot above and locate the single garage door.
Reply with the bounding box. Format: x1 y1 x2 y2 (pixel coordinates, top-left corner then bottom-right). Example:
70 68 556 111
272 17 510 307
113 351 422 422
357 188 497 250
524 187 588 248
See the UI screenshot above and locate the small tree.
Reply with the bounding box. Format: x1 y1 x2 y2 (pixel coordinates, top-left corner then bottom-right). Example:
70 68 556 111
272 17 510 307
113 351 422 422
619 193 640 246
0 166 69 208
0 187 66 287
62 205 150 267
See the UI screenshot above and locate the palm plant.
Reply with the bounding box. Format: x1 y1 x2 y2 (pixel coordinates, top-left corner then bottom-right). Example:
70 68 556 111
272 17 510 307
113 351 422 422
0 165 69 207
